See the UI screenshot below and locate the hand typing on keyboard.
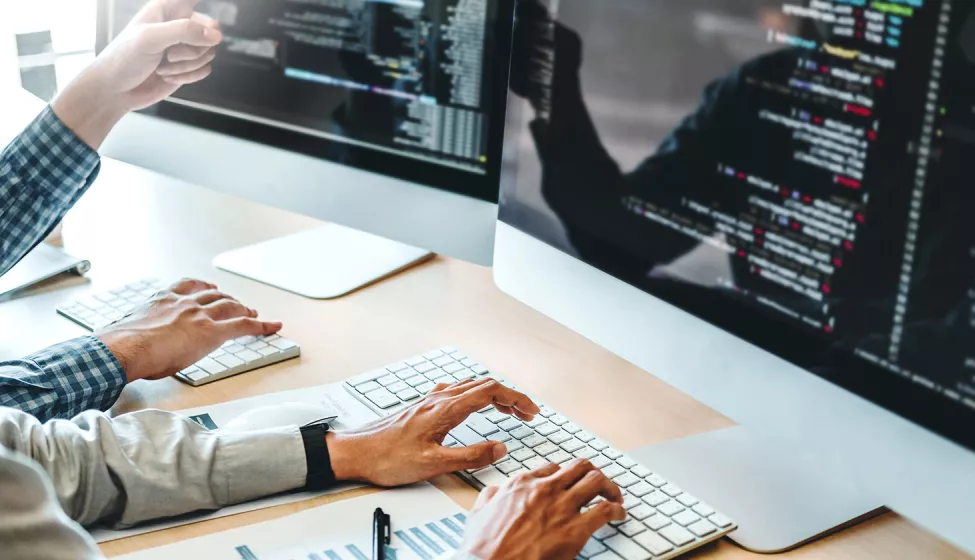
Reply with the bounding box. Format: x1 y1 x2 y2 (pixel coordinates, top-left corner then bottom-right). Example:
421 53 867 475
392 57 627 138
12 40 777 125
325 378 540 487
460 459 627 560
96 278 283 382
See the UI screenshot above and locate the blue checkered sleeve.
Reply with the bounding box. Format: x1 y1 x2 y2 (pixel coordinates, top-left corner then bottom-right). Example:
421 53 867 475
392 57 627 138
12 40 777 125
0 336 126 423
0 105 101 278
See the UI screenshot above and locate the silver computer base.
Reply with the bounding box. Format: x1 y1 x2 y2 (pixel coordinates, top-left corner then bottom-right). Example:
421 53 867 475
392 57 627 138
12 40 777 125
631 426 885 553
214 224 434 300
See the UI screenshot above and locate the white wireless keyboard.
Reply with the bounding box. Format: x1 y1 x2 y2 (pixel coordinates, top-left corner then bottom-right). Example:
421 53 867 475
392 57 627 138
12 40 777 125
344 347 736 560
56 279 301 387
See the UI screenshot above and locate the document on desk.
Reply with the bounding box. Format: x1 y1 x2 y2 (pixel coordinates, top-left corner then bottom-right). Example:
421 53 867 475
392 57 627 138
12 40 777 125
117 483 470 560
89 382 382 543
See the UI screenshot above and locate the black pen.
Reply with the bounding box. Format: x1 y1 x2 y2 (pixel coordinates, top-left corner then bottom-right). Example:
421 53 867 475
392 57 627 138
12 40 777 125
373 507 391 560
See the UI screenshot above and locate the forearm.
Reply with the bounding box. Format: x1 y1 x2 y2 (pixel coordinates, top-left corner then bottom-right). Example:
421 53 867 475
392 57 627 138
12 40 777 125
52 66 128 151
0 336 127 422
0 406 308 528
0 107 102 277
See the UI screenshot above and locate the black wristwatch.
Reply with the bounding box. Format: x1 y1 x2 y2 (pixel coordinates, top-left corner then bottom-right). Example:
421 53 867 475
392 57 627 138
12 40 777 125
300 423 337 490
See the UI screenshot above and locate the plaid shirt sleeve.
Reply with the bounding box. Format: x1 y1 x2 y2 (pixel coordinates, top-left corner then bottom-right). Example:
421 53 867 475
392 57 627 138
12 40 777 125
0 105 101 278
0 336 126 423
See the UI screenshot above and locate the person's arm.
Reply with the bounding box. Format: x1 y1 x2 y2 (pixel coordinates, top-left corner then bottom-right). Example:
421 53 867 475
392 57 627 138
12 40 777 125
0 278 283 423
0 108 102 277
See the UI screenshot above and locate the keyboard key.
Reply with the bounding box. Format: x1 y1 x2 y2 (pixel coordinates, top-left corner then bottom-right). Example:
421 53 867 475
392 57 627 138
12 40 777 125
590 455 612 469
622 494 642 510
235 335 258 345
235 349 263 362
432 356 453 367
416 382 436 394
386 361 410 373
604 448 624 460
643 513 671 531
573 447 599 460
397 389 421 401
534 422 558 436
395 369 416 380
562 422 582 434
593 525 618 540
709 513 734 528
509 427 534 440
646 474 667 487
549 414 568 426
523 456 549 470
692 503 715 517
510 448 535 462
602 464 625 479
355 381 382 394
365 388 400 409
246 341 270 351
677 494 699 507
505 439 524 452
453 370 477 381
548 430 573 445
526 416 548 428
659 524 695 547
576 430 596 443
377 374 399 386
661 484 683 497
538 406 555 418
547 450 572 464
613 473 640 488
187 370 209 382
618 520 646 537
405 375 426 387
672 510 701 527
631 465 652 478
499 418 522 432
443 362 465 374
414 361 437 373
215 354 245 369
656 500 684 517
535 442 559 456
430 375 454 385
496 460 522 474
617 455 637 469
257 346 280 357
522 434 547 448
629 504 655 521
579 538 608 559
450 425 485 447
387 381 409 393
473 467 508 487
633 531 674 556
404 355 425 366
470 364 489 374
484 410 509 423
208 349 227 358
467 415 501 437
627 481 654 498
223 344 246 355
423 350 445 359
603 534 651 560
687 519 718 537
642 491 669 507
197 357 227 375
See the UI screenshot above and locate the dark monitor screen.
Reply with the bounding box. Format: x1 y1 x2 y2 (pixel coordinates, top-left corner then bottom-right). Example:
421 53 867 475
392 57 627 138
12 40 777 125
98 0 514 203
500 0 975 451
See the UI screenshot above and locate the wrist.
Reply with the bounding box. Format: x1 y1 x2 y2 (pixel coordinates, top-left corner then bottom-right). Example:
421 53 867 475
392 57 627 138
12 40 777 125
52 66 129 150
326 431 365 482
96 330 138 382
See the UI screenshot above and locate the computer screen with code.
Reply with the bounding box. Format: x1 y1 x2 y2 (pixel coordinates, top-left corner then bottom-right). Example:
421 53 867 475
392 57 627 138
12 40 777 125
101 0 513 200
500 0 975 449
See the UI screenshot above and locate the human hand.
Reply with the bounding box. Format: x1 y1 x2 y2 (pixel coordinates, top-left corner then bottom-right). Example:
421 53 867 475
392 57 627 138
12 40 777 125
96 278 282 383
459 460 626 560
53 0 223 148
325 379 540 487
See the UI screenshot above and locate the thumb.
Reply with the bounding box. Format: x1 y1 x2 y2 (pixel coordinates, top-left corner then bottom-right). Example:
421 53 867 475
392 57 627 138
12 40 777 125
440 441 508 472
141 19 222 53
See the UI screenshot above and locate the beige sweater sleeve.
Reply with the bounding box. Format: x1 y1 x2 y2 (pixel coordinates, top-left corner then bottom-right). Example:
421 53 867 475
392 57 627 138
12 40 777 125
0 406 308 559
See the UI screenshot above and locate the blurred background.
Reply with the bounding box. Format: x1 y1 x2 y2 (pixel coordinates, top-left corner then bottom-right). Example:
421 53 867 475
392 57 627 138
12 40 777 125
0 0 98 102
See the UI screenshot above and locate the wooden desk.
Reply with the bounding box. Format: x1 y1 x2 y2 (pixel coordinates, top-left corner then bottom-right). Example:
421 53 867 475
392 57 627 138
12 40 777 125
0 158 967 559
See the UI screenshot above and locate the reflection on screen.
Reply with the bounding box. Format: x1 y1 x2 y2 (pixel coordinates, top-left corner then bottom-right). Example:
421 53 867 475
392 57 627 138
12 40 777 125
500 0 975 416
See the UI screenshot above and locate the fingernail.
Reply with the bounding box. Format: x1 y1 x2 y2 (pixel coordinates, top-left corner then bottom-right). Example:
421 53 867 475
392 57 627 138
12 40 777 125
492 443 507 461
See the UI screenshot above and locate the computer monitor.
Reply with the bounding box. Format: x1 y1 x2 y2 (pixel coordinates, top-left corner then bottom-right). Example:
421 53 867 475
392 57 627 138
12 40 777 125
96 0 514 271
495 0 975 553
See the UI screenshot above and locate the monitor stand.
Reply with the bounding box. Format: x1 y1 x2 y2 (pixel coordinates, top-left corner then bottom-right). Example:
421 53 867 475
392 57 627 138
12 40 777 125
630 426 885 553
213 224 434 299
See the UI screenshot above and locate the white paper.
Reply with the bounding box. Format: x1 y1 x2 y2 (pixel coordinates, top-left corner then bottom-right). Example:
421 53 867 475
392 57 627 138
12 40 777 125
116 483 470 560
90 383 381 543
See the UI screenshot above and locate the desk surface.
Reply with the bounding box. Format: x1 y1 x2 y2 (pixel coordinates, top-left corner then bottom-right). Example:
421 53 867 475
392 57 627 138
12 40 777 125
0 158 967 559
